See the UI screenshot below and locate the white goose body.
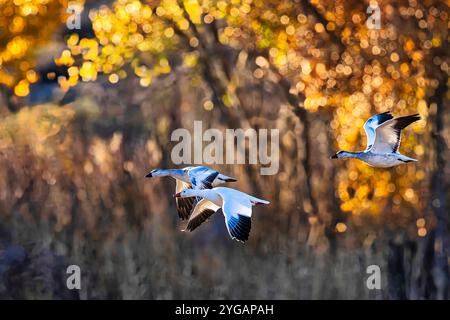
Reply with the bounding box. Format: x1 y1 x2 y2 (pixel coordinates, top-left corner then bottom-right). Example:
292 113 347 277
146 166 236 186
176 186 270 243
331 112 420 168
366 153 417 168
337 151 417 168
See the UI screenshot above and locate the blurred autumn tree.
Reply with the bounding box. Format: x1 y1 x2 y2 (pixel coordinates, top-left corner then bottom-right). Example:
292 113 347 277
0 0 448 299
0 0 70 109
52 0 447 217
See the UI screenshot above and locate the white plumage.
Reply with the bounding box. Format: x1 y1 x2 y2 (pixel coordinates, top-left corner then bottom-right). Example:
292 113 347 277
331 112 421 168
145 166 236 219
175 176 269 243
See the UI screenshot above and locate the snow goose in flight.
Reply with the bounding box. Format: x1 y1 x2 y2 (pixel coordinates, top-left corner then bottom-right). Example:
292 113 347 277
331 112 421 168
175 172 270 243
145 166 237 219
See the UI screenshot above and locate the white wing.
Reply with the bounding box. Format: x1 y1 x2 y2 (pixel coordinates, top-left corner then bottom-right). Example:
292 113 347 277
370 114 420 154
220 191 253 243
187 166 210 181
184 198 220 232
363 112 393 151
187 166 237 186
191 171 219 190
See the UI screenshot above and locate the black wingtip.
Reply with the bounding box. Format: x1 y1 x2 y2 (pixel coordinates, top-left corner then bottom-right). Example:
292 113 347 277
395 114 421 130
206 171 220 181
377 111 394 125
202 171 219 189
228 215 251 243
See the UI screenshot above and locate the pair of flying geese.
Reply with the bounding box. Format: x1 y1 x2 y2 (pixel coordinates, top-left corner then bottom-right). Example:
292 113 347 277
146 112 420 243
146 166 269 243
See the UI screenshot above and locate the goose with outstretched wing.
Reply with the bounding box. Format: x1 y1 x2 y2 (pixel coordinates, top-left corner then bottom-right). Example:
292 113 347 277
363 111 394 151
175 173 270 243
145 166 236 219
331 112 421 168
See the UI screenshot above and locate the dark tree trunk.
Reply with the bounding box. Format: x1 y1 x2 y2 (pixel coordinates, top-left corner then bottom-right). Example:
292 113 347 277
429 79 449 299
0 85 16 114
388 238 407 299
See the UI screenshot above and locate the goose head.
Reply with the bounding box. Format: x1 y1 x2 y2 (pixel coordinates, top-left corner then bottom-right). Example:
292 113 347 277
145 169 160 178
145 168 187 178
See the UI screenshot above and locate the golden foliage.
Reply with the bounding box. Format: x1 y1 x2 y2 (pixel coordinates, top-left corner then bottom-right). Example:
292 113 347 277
58 0 447 218
0 0 69 94
2 0 447 220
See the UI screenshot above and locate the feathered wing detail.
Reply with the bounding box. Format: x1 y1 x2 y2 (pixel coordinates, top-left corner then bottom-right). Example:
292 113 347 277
221 195 253 243
187 167 237 186
390 114 421 153
191 171 219 190
175 180 200 220
363 125 376 151
374 111 394 125
176 171 219 222
370 114 420 154
226 215 252 242
184 199 220 232
187 166 213 185
363 111 394 150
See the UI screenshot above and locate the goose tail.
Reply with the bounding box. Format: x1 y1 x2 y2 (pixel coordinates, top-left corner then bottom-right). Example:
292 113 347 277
217 173 238 183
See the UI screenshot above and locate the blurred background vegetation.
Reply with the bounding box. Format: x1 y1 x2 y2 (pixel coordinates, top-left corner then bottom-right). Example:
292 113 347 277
0 0 448 299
